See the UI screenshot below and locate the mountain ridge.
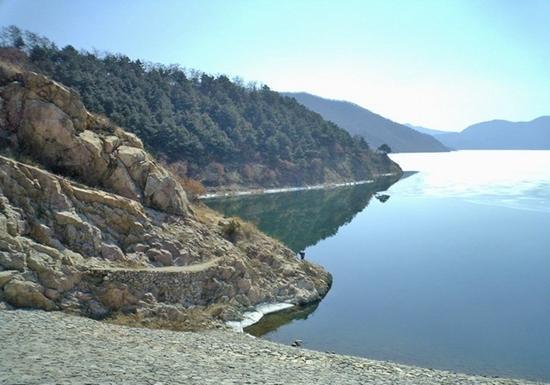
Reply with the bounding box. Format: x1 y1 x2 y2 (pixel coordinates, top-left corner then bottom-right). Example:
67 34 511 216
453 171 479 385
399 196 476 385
404 123 451 136
433 116 550 149
283 92 449 153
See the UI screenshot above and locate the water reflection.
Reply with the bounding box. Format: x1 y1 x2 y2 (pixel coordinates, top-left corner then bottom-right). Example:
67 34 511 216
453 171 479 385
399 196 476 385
244 302 320 337
206 176 401 252
205 151 550 381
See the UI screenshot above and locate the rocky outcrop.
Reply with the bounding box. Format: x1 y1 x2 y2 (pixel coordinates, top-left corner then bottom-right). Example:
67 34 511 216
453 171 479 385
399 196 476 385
0 61 188 216
0 61 331 327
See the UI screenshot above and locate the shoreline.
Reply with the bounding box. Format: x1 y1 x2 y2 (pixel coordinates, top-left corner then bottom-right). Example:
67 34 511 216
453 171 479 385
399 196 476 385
199 173 401 200
226 302 295 332
0 309 545 385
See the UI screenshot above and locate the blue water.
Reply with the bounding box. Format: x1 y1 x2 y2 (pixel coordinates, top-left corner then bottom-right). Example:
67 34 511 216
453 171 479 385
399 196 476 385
207 150 550 381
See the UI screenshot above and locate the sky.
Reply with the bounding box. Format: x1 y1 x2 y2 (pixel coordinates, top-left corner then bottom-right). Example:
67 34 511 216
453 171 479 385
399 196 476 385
1 0 549 132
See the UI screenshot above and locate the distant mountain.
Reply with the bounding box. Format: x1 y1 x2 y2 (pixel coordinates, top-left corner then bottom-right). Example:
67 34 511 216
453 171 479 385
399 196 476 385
283 92 449 153
434 117 550 149
405 123 450 136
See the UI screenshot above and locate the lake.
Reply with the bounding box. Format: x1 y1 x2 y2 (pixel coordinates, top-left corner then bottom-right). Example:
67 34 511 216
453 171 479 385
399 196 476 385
206 150 550 382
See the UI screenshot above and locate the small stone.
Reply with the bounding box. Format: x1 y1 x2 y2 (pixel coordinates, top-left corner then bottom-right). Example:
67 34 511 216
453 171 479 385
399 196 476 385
54 210 83 226
101 243 125 261
0 251 26 271
132 243 148 253
0 270 18 288
143 292 156 304
237 278 251 293
146 248 173 266
44 288 60 300
87 299 110 319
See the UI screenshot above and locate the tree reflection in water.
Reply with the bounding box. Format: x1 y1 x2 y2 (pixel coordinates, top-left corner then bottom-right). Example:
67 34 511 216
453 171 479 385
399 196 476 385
206 176 404 335
206 176 401 252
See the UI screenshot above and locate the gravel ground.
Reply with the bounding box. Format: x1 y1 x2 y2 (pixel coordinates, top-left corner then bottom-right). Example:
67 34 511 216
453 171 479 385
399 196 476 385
0 310 545 385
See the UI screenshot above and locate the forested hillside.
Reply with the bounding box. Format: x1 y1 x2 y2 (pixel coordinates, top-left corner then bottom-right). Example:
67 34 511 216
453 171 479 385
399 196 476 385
0 27 400 190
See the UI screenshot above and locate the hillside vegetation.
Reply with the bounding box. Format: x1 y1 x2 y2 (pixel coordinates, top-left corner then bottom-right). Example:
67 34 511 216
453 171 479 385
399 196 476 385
0 27 400 190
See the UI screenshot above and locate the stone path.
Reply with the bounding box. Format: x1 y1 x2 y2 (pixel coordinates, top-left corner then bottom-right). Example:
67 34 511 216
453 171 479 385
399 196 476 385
0 310 545 385
92 257 222 273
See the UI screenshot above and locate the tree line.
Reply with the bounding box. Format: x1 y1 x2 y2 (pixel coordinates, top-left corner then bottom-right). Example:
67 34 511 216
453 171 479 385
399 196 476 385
1 26 395 188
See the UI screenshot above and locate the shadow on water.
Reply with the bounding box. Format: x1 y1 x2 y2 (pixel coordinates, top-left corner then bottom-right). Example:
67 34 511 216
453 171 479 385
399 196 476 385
206 175 403 252
244 302 320 337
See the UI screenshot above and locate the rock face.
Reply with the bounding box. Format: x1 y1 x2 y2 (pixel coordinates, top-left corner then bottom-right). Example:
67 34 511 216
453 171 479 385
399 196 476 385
0 61 331 326
0 61 188 216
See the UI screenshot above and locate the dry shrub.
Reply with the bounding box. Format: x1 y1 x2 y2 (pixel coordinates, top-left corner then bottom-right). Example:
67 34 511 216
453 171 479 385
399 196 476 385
0 47 27 66
160 160 206 199
106 304 228 332
221 217 256 244
192 203 218 225
180 178 206 197
221 218 240 242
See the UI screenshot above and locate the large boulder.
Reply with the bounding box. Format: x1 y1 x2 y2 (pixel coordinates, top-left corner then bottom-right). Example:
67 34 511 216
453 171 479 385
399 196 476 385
3 279 57 311
0 62 188 216
0 270 17 288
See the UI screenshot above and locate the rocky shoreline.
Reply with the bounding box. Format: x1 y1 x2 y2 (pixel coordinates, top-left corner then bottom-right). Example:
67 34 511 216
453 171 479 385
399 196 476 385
0 310 545 385
0 61 331 329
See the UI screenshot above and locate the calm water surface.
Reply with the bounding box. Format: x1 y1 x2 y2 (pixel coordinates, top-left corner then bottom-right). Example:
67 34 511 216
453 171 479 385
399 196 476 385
206 150 550 381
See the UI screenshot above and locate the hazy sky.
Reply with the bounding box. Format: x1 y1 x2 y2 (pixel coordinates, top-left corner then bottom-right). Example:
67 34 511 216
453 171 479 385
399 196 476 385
1 0 549 131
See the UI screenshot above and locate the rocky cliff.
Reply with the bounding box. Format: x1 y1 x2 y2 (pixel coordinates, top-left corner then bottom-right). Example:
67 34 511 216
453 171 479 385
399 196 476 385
0 61 331 328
